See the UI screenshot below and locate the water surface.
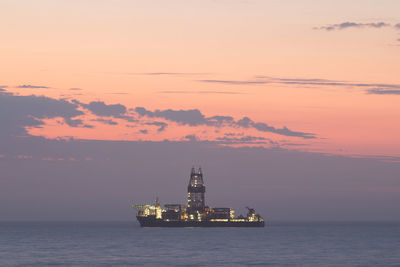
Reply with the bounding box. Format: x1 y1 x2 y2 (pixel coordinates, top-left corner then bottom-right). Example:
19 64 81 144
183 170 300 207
1 221 399 266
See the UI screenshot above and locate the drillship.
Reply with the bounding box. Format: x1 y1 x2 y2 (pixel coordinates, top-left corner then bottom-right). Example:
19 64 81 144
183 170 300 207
133 167 264 227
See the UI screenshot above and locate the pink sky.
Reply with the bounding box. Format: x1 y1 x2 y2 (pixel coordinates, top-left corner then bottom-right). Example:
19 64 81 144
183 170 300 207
1 0 400 157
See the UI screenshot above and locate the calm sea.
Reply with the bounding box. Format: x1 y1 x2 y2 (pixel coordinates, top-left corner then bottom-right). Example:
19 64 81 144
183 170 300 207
0 221 399 266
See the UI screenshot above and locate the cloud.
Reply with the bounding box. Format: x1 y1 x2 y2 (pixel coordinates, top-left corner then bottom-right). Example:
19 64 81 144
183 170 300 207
2 136 400 221
250 76 400 95
17 84 50 89
281 143 308 147
283 81 400 89
0 91 314 144
80 101 127 117
135 107 207 126
65 118 84 127
69 88 82 91
314 22 400 45
196 76 400 93
75 100 137 122
139 129 148 134
315 22 390 31
207 116 234 126
199 79 268 85
256 76 400 90
254 76 338 83
184 134 198 142
237 117 316 139
366 89 400 95
135 107 316 139
224 132 243 137
92 118 118 125
0 92 84 137
145 121 168 132
215 135 270 145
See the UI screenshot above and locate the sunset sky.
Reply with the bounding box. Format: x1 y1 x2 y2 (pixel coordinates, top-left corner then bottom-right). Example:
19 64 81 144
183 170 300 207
1 0 400 221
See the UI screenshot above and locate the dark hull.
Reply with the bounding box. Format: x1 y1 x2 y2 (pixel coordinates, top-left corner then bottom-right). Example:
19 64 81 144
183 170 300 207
137 216 264 227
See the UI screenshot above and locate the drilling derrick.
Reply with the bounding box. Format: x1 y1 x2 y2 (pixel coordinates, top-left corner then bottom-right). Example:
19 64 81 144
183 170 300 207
187 167 205 220
133 166 265 227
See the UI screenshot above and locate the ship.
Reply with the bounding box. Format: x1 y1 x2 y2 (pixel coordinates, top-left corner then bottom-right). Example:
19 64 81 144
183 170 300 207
133 167 264 227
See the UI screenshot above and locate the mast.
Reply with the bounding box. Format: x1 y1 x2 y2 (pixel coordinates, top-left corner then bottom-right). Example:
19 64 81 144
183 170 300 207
187 166 206 218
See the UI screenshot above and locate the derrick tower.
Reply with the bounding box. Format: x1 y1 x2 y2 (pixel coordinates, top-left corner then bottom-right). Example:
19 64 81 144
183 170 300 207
187 167 205 216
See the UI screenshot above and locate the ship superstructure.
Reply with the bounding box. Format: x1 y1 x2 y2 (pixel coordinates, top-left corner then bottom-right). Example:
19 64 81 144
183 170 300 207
134 167 264 227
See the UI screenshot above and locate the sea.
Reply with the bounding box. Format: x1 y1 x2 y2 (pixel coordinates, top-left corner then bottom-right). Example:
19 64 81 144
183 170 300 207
1 221 399 266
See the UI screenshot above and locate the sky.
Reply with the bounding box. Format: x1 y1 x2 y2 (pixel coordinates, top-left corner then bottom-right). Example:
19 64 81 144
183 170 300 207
1 0 400 221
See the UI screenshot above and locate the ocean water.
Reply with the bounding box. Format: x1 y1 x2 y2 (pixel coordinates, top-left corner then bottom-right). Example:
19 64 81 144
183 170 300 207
0 222 399 266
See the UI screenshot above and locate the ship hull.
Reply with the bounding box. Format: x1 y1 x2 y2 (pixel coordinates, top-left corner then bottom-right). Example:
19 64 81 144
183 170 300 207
137 216 264 227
